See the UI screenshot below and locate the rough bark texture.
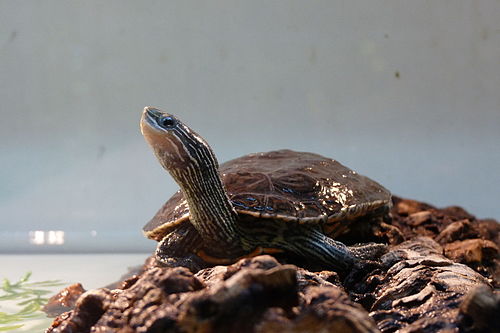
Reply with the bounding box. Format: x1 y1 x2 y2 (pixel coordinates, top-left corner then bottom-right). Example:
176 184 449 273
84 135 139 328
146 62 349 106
45 197 499 333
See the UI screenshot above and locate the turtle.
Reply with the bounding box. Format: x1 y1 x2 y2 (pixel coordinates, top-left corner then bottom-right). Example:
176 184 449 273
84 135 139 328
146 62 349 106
140 106 391 273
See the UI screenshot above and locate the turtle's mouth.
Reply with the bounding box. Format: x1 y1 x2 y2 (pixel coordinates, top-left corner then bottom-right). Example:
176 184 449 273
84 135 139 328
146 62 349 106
143 106 162 129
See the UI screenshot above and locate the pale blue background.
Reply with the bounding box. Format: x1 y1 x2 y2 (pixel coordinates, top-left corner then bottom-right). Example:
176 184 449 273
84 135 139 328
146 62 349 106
1 1 499 253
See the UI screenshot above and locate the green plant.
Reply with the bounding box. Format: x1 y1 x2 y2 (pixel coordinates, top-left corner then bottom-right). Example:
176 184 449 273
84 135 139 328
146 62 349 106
0 272 63 331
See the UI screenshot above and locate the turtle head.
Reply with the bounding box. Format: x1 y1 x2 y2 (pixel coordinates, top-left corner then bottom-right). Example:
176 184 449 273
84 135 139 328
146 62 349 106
141 106 219 179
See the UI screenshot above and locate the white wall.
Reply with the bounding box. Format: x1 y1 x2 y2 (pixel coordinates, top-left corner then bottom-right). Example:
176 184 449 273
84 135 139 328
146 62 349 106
1 1 499 252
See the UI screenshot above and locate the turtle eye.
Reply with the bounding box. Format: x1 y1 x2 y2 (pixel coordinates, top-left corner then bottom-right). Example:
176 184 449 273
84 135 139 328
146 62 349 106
159 116 176 129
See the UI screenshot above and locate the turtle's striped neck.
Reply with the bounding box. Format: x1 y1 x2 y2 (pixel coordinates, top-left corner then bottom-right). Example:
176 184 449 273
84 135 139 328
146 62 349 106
155 122 240 251
171 161 239 248
141 107 241 253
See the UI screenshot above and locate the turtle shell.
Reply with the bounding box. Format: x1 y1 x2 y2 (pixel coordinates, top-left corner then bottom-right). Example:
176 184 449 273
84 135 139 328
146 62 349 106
143 149 391 241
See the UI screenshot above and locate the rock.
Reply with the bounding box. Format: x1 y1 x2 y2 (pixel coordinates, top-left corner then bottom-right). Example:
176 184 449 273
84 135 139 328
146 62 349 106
177 264 298 332
371 238 491 333
44 197 499 333
392 197 434 216
476 219 500 243
46 256 378 333
46 289 115 333
256 287 379 333
439 206 475 221
459 285 500 333
46 267 204 333
43 283 86 317
435 219 477 244
407 211 433 226
444 239 498 264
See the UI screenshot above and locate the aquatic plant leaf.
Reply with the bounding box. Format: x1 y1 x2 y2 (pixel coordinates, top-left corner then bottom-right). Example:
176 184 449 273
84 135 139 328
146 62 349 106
25 280 64 287
0 324 24 331
1 280 12 293
19 273 31 284
0 273 64 331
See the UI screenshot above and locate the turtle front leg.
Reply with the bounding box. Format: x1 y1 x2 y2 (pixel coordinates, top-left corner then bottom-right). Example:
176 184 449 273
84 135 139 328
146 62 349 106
155 223 207 272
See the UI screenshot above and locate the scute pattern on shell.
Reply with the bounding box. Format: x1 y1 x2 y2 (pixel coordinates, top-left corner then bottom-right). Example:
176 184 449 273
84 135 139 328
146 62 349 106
143 150 391 240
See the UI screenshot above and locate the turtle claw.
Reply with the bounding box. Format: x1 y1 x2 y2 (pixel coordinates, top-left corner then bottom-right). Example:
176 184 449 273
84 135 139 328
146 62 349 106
348 242 388 261
154 226 208 272
155 253 207 273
